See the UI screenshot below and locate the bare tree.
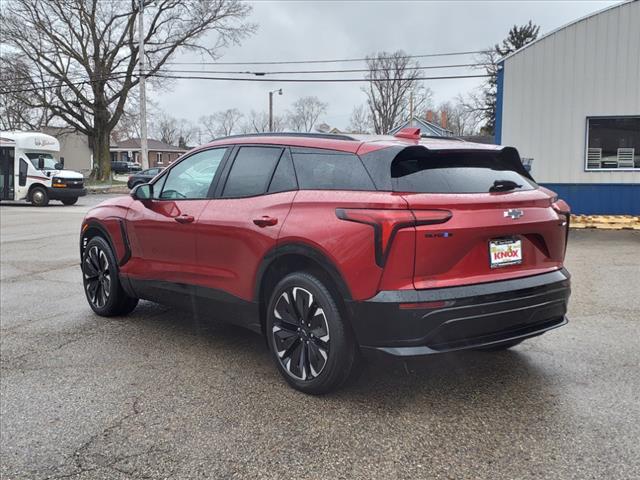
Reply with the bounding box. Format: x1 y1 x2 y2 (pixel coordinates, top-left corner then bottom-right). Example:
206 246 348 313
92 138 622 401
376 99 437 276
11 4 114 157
240 110 286 133
403 84 435 123
176 119 198 147
347 104 372 134
0 53 53 130
287 96 328 132
0 0 254 179
431 100 481 136
154 114 179 144
363 50 422 134
200 108 243 140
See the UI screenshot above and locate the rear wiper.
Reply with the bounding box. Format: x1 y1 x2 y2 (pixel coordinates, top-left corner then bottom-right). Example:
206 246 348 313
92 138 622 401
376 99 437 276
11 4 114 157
489 179 522 192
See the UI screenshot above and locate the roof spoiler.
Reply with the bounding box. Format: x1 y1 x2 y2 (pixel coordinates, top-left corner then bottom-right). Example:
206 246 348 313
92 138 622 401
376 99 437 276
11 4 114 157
394 127 421 140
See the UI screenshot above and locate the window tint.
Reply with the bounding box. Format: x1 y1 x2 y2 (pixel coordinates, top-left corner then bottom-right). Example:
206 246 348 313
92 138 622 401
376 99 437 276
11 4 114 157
267 149 297 193
392 151 537 194
160 148 226 199
222 147 283 198
292 150 375 191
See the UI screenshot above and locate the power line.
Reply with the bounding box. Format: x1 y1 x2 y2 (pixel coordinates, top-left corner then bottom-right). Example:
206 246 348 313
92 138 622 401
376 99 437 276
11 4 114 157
166 50 488 66
152 72 490 83
0 70 490 96
158 62 488 76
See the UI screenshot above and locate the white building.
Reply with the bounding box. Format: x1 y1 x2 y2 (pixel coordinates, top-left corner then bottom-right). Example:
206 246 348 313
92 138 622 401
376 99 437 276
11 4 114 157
496 0 639 214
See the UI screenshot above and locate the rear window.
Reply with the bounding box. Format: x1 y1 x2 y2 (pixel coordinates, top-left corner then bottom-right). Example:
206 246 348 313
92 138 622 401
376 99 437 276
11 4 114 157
391 150 537 194
292 149 375 191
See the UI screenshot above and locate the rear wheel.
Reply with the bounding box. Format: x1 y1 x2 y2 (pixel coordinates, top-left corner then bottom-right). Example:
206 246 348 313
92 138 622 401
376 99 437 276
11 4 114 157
82 236 138 316
476 339 524 351
266 272 359 394
30 186 49 206
62 197 78 205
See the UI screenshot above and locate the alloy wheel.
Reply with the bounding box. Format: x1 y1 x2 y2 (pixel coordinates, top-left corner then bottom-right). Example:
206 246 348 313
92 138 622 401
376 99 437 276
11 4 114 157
271 286 330 381
83 245 111 309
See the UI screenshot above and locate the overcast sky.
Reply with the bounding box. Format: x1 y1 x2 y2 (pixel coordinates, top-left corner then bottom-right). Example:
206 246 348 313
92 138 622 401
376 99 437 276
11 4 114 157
152 0 617 132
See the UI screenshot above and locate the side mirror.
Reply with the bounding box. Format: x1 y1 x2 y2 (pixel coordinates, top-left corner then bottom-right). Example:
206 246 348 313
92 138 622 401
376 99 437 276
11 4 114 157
131 183 152 203
38 155 45 170
57 157 65 169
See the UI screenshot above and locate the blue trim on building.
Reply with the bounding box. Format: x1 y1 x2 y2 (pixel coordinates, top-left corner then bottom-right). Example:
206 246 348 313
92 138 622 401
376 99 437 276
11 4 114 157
541 183 640 215
495 62 504 145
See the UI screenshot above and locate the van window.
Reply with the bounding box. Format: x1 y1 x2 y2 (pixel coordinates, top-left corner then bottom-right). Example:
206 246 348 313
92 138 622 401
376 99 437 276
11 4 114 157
292 149 375 191
26 153 57 170
19 159 29 186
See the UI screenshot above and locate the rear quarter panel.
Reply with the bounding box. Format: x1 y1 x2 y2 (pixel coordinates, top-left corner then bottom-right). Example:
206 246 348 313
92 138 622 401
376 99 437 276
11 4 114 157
279 190 408 300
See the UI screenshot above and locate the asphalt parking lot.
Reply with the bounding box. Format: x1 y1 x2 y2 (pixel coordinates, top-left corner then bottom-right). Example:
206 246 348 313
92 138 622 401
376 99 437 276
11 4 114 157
1 195 639 480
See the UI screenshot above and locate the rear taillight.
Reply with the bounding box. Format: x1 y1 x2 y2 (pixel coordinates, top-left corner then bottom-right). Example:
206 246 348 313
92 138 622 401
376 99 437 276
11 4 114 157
336 208 451 267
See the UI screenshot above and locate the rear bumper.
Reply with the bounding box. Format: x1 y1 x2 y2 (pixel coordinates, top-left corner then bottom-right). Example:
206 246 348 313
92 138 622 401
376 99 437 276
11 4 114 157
47 187 87 199
348 269 571 356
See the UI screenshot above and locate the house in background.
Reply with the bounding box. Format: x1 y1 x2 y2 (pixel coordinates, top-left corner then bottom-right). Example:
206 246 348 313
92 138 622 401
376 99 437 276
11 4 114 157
389 111 454 137
496 0 639 214
42 126 93 174
110 138 188 168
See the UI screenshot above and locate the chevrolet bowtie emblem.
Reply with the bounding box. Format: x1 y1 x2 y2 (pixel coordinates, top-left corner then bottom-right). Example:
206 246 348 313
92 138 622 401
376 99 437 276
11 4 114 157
504 209 524 219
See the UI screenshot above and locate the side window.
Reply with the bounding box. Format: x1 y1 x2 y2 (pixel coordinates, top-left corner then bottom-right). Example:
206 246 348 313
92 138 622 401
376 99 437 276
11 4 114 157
19 159 29 186
291 149 375 191
222 146 283 198
159 148 226 200
267 149 298 193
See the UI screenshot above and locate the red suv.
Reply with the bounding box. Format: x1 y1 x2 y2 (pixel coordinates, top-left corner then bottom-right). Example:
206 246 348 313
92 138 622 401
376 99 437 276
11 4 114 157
80 130 571 394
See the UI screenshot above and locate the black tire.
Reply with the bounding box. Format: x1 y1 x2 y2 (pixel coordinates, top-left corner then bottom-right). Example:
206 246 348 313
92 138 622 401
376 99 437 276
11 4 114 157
30 186 49 206
61 197 79 205
266 272 359 395
81 236 138 316
476 339 524 351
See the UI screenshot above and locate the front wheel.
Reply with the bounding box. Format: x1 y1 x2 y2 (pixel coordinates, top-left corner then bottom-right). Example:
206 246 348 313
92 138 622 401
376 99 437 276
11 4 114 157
266 272 359 394
30 186 49 206
82 236 138 316
61 197 79 205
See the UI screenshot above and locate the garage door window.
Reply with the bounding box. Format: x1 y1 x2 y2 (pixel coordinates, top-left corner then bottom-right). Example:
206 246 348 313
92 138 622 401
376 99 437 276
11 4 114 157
585 117 639 171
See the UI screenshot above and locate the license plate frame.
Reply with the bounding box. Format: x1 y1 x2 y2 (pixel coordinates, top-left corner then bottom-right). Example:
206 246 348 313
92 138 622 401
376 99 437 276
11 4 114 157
489 238 523 268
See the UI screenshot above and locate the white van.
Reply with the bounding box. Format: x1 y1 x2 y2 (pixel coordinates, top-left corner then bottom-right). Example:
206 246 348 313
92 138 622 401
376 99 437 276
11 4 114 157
0 131 87 206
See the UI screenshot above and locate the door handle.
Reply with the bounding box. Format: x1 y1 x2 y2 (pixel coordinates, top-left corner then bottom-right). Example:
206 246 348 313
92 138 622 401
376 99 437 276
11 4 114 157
174 214 195 224
253 216 278 227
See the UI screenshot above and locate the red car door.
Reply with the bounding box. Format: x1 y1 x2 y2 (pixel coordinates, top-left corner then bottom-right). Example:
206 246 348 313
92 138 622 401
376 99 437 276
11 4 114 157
195 146 297 302
124 147 229 286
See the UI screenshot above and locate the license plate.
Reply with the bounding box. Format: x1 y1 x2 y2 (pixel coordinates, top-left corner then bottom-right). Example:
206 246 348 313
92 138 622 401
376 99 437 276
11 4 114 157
489 238 522 268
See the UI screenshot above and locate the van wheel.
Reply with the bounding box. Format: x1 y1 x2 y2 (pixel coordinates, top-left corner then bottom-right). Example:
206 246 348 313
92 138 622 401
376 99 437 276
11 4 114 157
82 236 138 316
62 197 78 205
266 272 359 395
30 186 49 206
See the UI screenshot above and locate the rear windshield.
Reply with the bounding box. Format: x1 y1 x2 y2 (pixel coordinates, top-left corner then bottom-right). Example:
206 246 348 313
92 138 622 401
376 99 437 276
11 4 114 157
391 150 537 194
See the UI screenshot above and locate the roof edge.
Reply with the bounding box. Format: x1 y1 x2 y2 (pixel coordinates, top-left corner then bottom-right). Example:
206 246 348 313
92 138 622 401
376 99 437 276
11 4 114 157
499 0 635 64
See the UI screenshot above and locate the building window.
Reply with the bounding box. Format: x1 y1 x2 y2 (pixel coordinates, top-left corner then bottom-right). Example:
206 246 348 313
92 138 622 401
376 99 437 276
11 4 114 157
585 116 639 171
156 152 163 165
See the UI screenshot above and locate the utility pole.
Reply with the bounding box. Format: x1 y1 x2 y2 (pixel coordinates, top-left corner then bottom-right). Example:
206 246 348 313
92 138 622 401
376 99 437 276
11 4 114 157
138 0 149 169
268 88 282 132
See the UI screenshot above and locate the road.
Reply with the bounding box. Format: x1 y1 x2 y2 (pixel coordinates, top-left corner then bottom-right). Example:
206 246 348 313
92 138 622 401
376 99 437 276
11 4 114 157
1 195 639 479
